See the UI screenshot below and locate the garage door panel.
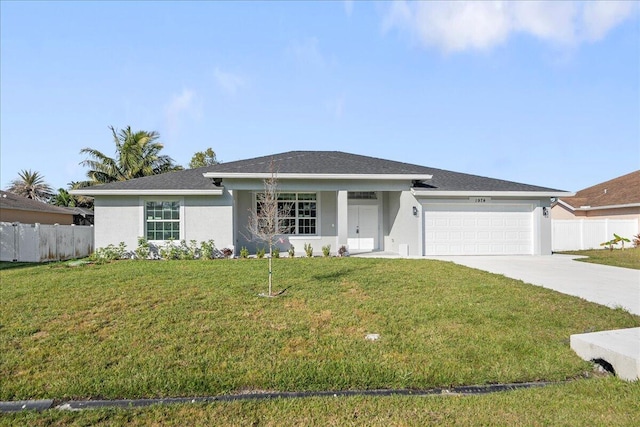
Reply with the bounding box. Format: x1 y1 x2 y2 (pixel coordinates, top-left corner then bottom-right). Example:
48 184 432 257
424 203 533 255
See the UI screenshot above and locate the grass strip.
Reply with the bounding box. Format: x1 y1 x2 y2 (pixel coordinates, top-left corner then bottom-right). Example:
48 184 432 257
2 378 638 426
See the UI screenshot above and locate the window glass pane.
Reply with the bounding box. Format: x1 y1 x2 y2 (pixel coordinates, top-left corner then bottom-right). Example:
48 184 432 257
145 200 180 241
348 192 377 200
256 192 317 236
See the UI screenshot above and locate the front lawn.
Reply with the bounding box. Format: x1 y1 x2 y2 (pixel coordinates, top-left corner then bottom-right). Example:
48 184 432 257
559 248 640 270
1 258 638 403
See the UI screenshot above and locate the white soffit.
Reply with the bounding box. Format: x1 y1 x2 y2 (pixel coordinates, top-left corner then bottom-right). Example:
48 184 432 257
70 188 225 196
203 172 433 181
411 189 575 198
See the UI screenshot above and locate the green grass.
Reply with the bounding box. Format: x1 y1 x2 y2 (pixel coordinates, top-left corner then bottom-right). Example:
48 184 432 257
1 258 638 404
2 378 639 426
559 248 640 269
0 261 40 271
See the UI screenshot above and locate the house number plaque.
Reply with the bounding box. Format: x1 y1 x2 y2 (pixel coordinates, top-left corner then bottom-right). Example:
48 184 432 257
470 197 491 203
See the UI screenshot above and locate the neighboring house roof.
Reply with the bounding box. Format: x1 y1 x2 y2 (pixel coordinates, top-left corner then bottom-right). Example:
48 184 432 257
72 151 568 195
0 190 74 216
557 170 640 211
69 207 95 217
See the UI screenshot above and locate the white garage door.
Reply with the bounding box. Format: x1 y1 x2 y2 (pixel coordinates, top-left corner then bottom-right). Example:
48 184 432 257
424 203 533 255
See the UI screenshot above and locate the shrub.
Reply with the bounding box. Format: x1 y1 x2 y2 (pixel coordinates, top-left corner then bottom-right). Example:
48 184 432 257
222 248 233 259
288 245 295 258
178 240 199 260
338 245 348 257
272 247 280 258
159 239 178 260
257 247 266 259
200 240 216 260
600 234 631 251
91 242 128 262
322 244 331 257
135 237 150 260
304 243 313 258
633 234 640 248
240 247 249 259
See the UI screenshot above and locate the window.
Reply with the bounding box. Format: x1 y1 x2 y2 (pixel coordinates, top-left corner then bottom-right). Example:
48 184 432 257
146 201 180 240
348 191 377 200
256 192 317 235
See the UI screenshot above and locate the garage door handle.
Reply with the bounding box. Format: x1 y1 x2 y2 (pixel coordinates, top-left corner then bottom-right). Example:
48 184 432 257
356 226 359 234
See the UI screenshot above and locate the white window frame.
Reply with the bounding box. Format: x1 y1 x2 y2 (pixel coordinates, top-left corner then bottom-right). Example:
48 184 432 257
139 197 185 242
253 192 320 236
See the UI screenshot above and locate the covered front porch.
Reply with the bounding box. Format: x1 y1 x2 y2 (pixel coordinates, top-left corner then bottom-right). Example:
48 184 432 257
229 186 422 257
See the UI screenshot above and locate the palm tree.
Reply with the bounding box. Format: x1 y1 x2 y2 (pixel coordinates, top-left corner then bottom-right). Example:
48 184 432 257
50 188 76 207
6 169 54 202
79 126 182 185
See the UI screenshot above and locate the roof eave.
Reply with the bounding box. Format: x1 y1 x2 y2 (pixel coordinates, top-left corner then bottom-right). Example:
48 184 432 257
202 172 433 181
70 188 224 196
574 202 640 211
411 189 575 198
0 206 74 215
554 199 576 211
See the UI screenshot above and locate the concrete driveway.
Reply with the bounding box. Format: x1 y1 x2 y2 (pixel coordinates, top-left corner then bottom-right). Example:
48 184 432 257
426 255 640 315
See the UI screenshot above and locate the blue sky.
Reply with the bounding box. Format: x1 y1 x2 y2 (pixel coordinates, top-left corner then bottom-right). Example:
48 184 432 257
1 1 638 193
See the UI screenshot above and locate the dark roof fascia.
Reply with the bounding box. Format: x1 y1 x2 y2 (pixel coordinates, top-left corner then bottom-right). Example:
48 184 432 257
411 189 575 198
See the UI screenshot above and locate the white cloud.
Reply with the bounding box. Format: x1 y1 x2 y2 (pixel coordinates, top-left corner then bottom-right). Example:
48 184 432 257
213 67 246 95
581 1 637 41
383 1 638 53
164 88 202 136
511 1 577 43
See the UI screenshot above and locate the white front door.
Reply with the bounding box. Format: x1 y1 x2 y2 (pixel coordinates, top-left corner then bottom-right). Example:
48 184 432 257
348 205 378 252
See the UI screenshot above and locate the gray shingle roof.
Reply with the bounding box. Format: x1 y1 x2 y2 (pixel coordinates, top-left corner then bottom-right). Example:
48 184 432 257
0 191 75 215
77 151 565 193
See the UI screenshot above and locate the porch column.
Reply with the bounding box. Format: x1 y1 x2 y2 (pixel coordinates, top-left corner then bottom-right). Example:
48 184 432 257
337 190 348 249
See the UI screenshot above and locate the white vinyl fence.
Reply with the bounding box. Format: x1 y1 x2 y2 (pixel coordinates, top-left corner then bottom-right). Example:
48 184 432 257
552 219 638 251
0 222 94 262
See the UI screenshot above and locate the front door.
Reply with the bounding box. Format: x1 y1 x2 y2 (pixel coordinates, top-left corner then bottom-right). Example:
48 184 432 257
347 205 378 252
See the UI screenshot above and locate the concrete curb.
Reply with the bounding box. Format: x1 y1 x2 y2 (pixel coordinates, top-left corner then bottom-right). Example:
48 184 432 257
1 382 558 413
0 400 54 413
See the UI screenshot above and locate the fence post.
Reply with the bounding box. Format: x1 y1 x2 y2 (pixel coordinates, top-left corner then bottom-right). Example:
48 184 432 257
578 219 584 250
34 223 40 262
12 222 19 262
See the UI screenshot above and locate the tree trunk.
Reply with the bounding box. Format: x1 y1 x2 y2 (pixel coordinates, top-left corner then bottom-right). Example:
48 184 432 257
268 245 273 296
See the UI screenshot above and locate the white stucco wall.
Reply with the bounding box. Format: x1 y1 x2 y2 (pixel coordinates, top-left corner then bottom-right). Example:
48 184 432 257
182 194 234 250
94 196 140 249
534 198 553 255
385 191 422 256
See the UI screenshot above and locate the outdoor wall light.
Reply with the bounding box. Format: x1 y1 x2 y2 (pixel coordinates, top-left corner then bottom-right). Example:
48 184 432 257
412 206 418 216
543 207 549 218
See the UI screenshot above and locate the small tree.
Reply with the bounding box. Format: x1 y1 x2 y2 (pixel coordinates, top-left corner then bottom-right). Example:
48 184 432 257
600 233 631 251
246 161 292 297
189 148 219 168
